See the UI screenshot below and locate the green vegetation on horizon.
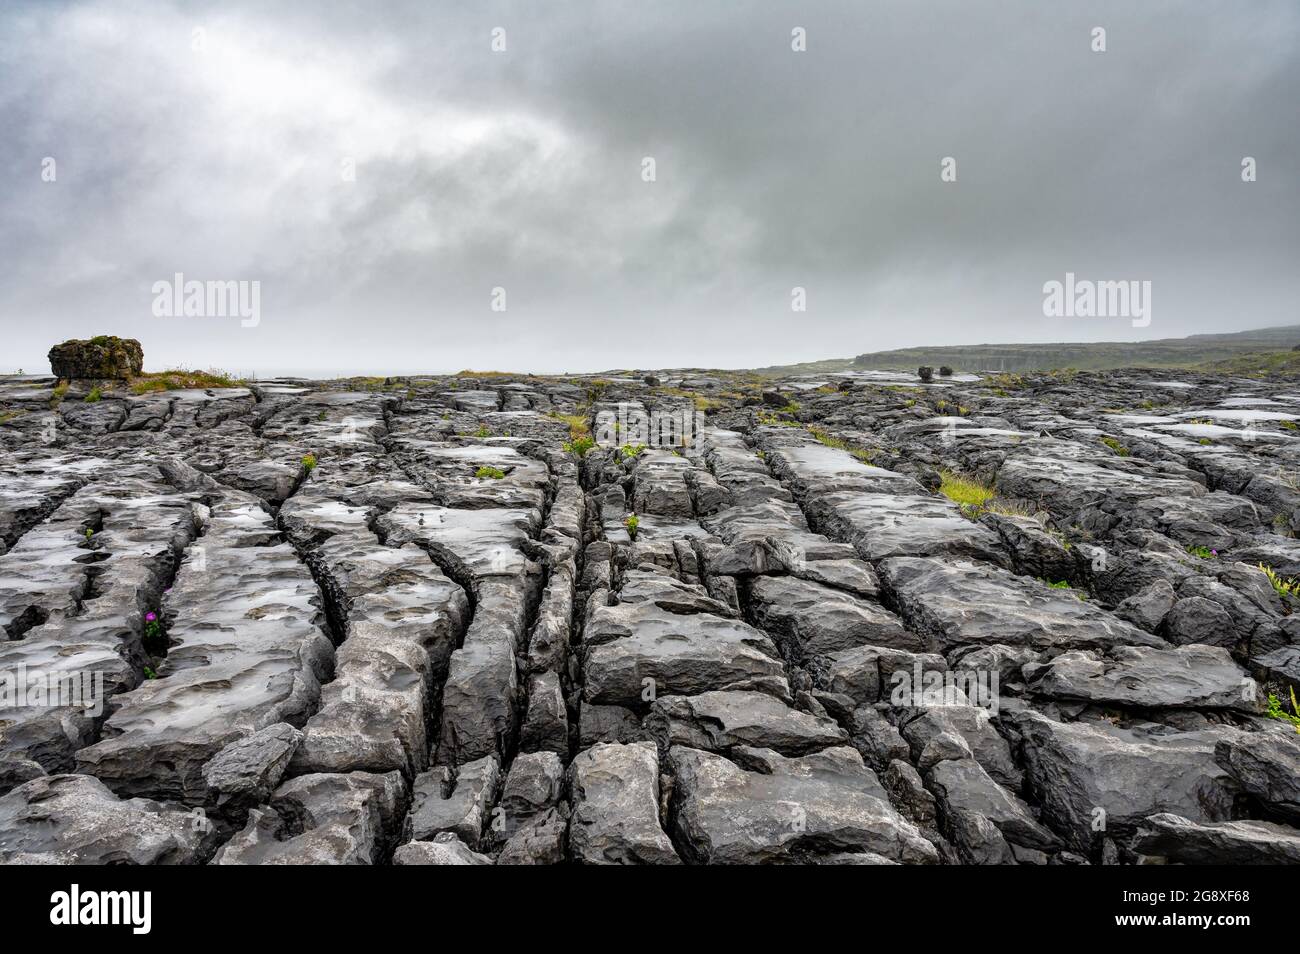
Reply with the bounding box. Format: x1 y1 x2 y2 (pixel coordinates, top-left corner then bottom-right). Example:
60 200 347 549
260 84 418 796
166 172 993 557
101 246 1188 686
752 324 1300 377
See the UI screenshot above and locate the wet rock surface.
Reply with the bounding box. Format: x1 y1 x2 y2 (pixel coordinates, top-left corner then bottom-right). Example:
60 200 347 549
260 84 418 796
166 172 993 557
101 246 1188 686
1 364 1298 863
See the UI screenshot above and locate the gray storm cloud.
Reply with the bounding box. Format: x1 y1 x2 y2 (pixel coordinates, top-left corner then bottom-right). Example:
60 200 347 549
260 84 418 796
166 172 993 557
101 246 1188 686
1 0 1297 375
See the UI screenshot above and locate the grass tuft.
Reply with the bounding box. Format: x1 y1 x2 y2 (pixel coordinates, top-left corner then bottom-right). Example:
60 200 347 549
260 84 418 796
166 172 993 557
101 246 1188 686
619 443 647 460
564 435 596 457
1265 688 1300 734
938 470 995 509
129 369 240 393
1260 563 1298 599
548 411 591 442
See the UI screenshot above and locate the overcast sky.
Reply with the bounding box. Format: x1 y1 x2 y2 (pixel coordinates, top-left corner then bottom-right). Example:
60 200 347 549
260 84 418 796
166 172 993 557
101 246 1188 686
1 0 1297 376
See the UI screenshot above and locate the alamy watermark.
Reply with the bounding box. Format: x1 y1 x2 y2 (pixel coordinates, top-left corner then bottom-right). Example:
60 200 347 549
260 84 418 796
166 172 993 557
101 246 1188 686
152 272 260 327
0 665 105 717
1043 272 1150 328
594 403 706 450
50 884 151 934
889 663 1000 715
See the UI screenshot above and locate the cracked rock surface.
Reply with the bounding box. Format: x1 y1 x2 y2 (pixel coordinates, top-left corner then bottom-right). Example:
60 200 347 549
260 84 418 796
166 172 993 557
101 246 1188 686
1 364 1299 863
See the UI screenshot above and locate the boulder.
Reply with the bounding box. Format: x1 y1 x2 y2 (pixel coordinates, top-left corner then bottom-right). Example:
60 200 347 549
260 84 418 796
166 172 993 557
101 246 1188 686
202 723 302 810
213 771 405 865
1009 709 1241 852
0 774 215 864
1023 645 1256 711
568 742 680 864
393 832 493 865
1213 731 1300 820
1133 813 1300 864
408 755 500 849
645 690 848 756
669 744 938 864
48 336 143 380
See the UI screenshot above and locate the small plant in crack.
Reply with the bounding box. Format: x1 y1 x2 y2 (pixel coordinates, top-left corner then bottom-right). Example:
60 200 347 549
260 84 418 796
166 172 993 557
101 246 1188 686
1260 563 1298 600
619 443 647 460
1186 544 1218 560
756 410 800 427
301 453 318 471
1041 578 1085 600
1265 688 1300 733
938 470 995 515
475 465 506 479
83 386 103 403
564 435 596 457
142 610 167 655
547 411 590 441
143 665 158 680
624 513 640 540
475 424 491 439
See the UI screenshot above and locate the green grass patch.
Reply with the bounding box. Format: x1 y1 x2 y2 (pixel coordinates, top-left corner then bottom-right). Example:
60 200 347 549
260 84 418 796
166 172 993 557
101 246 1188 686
938 470 995 509
656 386 727 412
1265 688 1300 733
129 369 240 393
984 499 1037 519
1260 563 1298 599
547 411 591 442
1041 578 1085 600
756 410 801 427
475 466 506 479
564 435 597 457
806 425 876 464
982 373 1027 392
1196 350 1300 377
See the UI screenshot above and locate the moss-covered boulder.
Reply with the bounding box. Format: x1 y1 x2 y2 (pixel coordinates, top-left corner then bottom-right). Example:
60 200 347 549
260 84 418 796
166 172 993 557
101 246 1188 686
48 336 143 380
